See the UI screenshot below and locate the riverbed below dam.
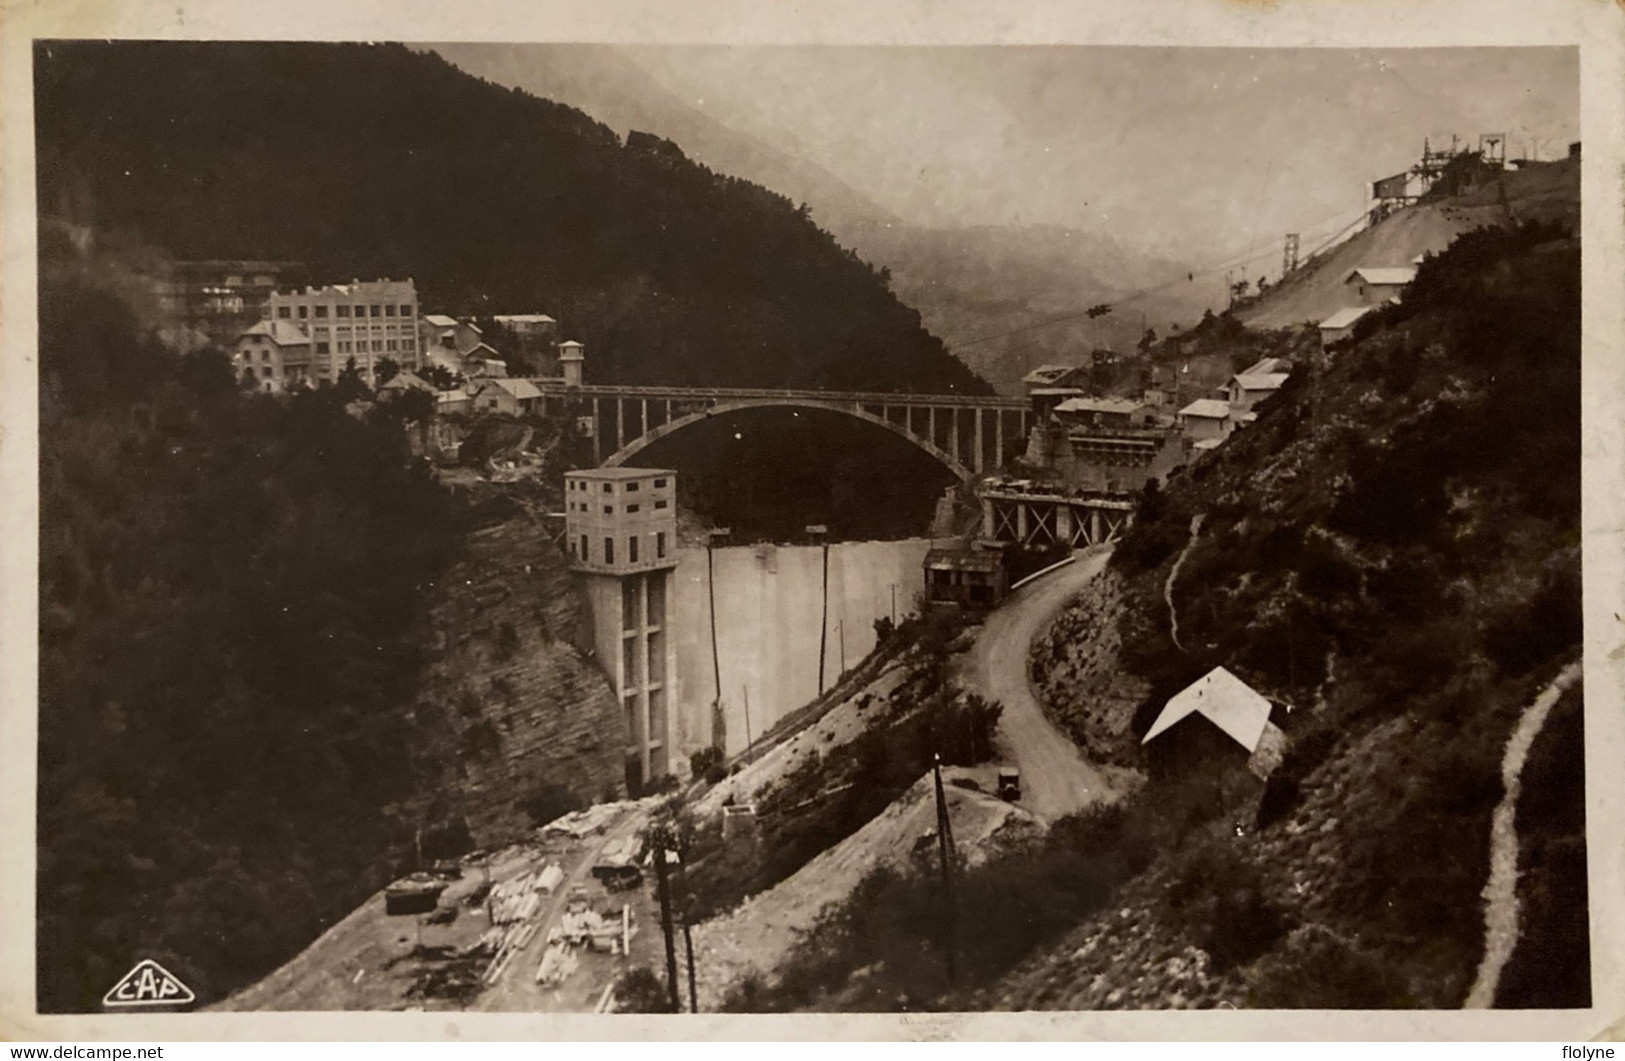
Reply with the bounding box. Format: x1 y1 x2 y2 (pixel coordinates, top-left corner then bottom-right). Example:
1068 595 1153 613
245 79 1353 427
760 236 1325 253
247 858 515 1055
671 538 930 760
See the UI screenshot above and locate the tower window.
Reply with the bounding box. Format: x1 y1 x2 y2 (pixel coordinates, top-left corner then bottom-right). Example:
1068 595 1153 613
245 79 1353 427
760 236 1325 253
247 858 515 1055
629 536 639 563
604 537 614 564
656 532 667 559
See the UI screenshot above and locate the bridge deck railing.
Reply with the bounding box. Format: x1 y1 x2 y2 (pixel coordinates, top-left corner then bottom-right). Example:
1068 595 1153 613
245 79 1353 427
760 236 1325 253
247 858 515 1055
528 381 1029 410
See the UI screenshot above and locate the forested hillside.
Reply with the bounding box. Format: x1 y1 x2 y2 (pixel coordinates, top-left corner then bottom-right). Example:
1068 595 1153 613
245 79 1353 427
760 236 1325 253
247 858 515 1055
34 40 988 394
735 220 1586 1012
1004 220 1585 1008
35 246 475 1010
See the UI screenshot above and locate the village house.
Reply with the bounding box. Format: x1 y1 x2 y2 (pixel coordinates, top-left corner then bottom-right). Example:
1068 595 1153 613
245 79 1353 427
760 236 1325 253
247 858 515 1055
435 387 472 416
376 369 435 396
1142 666 1286 780
472 376 543 417
418 314 486 374
923 545 1008 610
1343 265 1417 307
1177 397 1232 444
493 313 560 374
463 347 509 379
1226 367 1290 417
233 319 313 393
1317 305 1373 347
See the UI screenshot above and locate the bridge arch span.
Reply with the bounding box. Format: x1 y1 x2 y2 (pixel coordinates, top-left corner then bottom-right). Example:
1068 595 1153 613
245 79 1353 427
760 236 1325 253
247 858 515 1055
600 398 976 482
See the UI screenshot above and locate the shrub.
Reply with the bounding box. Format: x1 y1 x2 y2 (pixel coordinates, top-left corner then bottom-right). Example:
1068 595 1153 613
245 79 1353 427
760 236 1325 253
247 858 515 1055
1166 841 1289 973
419 817 473 862
519 782 582 827
1254 774 1301 830
1484 562 1582 676
613 966 677 1013
1246 924 1417 1007
690 746 728 785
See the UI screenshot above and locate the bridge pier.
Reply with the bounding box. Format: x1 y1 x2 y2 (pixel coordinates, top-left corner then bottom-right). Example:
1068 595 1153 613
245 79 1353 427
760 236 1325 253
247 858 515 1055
592 397 602 464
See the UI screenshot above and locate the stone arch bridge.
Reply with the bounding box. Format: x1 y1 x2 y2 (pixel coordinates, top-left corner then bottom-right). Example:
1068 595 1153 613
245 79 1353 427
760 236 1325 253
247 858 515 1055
530 382 1033 480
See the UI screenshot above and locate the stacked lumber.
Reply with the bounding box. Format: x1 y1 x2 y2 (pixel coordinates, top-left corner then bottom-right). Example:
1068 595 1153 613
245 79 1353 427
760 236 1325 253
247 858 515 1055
477 861 563 984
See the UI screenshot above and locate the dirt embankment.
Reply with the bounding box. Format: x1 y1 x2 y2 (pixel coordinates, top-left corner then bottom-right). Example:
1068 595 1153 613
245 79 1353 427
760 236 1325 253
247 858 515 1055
1237 158 1578 330
692 767 1043 1009
1027 567 1150 769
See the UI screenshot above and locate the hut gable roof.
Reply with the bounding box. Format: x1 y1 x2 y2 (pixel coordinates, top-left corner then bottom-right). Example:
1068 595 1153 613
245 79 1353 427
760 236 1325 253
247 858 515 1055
1142 666 1273 752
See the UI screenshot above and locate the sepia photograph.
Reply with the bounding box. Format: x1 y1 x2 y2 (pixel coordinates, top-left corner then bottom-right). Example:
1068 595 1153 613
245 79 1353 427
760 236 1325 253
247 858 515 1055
4 0 1623 1041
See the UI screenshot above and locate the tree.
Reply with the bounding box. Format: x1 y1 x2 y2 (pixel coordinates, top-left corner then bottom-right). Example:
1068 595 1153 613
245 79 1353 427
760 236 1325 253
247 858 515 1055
1137 327 1158 355
419 364 460 391
375 357 401 385
335 356 371 402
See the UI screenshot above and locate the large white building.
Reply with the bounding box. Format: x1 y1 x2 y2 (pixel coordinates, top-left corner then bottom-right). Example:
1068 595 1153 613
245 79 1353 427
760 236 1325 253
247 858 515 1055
263 278 420 385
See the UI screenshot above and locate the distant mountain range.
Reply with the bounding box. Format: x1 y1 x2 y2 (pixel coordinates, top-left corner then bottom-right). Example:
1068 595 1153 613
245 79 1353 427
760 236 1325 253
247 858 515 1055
433 43 1212 393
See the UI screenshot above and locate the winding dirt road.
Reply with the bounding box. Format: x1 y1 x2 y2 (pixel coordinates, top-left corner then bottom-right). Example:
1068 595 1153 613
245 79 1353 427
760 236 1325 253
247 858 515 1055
960 547 1127 820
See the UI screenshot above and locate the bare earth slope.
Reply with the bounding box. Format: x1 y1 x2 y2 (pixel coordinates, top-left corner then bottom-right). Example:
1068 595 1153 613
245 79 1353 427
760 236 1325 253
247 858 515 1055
1238 158 1578 329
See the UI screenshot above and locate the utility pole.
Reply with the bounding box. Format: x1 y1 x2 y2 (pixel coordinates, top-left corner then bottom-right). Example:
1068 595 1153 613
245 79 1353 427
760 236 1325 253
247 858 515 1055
653 840 681 1013
705 536 723 709
741 685 753 749
677 854 699 1013
931 754 959 989
813 528 830 695
838 620 846 675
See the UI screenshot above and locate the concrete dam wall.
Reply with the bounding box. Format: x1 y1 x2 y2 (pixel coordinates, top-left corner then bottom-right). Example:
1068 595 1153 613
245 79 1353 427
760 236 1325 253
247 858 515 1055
672 539 930 759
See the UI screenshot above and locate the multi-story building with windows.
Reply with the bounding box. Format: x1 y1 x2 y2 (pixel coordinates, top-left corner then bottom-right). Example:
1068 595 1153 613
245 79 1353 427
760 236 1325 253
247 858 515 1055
565 467 679 792
264 278 419 385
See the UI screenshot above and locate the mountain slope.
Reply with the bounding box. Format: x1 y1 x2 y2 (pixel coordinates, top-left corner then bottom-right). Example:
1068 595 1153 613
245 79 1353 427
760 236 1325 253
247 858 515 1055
998 219 1583 1008
429 43 902 238
428 43 1207 394
34 40 987 395
1238 157 1579 329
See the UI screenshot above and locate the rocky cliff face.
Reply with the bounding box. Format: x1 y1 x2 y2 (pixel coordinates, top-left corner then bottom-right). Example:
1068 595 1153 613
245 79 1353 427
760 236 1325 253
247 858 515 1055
409 510 628 847
1028 569 1148 768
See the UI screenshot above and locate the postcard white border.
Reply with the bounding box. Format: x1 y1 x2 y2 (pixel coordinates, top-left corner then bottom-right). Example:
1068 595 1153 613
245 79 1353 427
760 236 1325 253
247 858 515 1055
2 0 1621 1042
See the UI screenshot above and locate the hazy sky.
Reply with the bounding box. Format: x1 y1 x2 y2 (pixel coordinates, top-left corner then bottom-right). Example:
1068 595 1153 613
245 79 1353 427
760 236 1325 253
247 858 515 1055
623 46 1577 267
